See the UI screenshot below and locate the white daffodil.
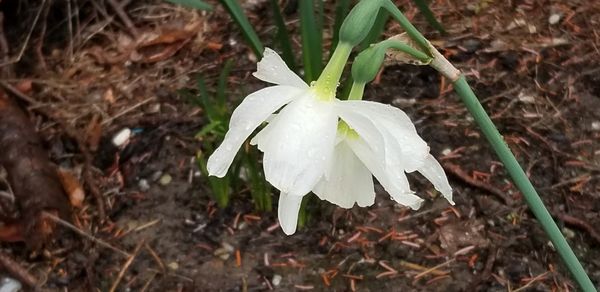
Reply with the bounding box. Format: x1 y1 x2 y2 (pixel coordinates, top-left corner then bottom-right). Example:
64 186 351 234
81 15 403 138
207 48 452 235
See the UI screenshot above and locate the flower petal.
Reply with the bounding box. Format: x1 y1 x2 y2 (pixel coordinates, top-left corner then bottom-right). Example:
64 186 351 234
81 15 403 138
347 137 424 210
207 85 304 177
253 48 308 88
335 101 386 165
278 192 303 235
257 94 338 196
337 100 429 172
313 140 375 208
418 154 454 204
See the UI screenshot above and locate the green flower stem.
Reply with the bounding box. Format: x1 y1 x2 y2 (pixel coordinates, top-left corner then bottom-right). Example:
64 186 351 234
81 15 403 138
348 82 366 100
382 0 431 56
313 42 353 99
453 76 596 292
381 39 431 63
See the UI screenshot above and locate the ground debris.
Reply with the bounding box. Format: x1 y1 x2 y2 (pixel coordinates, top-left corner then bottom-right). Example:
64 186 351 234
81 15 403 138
0 91 71 249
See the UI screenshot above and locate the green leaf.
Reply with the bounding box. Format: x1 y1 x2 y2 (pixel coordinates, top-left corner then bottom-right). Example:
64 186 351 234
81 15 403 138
165 0 213 10
195 120 223 139
196 151 230 208
219 0 264 58
217 59 234 112
411 0 446 34
195 76 218 122
268 0 297 71
299 0 323 82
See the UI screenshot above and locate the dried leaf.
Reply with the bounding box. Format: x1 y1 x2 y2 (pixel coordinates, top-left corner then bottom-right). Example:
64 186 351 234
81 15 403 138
384 33 430 66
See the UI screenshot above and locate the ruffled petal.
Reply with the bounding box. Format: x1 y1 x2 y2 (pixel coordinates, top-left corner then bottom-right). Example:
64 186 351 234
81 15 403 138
418 154 454 204
337 100 429 172
313 140 375 208
347 137 424 210
278 192 303 235
207 85 304 177
253 48 308 89
256 93 338 196
335 101 386 165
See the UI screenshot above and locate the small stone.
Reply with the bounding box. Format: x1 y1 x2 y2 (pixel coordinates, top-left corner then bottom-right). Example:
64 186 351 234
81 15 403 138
221 242 235 253
562 227 576 239
168 262 179 270
271 274 282 286
112 128 131 147
159 174 172 186
151 171 163 182
591 121 600 131
441 148 452 156
213 248 231 260
0 277 22 292
138 179 150 191
548 14 561 25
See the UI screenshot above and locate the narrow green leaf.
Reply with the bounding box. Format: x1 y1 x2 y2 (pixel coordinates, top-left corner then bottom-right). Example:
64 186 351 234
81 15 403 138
299 0 323 82
217 59 234 112
219 0 264 58
331 0 351 55
195 76 218 122
195 120 222 139
411 0 446 34
196 151 230 208
165 0 213 10
268 0 297 71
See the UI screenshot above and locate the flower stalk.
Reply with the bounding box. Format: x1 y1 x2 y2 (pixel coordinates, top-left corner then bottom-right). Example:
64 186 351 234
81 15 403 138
427 45 596 291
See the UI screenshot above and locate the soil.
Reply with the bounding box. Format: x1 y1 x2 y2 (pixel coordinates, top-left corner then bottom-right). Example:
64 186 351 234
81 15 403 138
0 0 599 291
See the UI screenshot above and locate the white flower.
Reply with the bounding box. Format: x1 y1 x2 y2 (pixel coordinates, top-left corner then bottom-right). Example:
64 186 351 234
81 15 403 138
207 48 452 235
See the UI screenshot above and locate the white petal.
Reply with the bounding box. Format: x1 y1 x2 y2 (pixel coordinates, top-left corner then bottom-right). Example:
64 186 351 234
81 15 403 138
337 101 429 172
258 93 338 196
418 154 454 204
278 192 303 235
313 140 375 208
253 48 308 88
335 101 386 165
207 85 304 177
347 137 424 210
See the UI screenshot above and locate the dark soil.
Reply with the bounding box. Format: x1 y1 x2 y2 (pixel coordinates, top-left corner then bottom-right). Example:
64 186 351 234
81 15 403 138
0 0 599 291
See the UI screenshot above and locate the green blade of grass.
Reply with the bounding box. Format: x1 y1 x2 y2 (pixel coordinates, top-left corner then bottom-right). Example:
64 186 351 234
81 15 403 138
219 0 264 57
165 0 213 10
268 0 297 71
299 0 323 82
411 0 446 34
195 76 218 122
217 59 234 112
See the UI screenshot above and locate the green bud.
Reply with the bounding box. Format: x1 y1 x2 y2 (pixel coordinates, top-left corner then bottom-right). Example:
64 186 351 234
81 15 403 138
351 44 387 84
339 0 384 46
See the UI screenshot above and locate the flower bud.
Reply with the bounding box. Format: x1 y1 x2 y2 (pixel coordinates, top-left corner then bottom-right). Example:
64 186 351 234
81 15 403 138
351 44 387 84
339 0 384 46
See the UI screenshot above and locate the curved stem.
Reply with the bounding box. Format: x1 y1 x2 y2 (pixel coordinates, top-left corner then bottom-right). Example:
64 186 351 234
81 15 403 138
382 0 431 56
453 76 596 292
313 42 353 99
348 82 366 100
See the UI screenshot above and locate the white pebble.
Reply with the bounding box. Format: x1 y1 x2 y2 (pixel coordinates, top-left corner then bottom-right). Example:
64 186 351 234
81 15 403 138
548 14 561 25
138 179 150 191
592 121 600 131
112 128 131 146
0 277 22 292
271 274 282 286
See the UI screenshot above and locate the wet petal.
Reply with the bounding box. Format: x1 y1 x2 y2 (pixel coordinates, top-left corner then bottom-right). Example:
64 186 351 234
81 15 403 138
418 154 454 204
278 192 303 235
207 85 304 177
257 94 338 196
313 140 375 208
253 48 308 88
335 101 386 165
347 137 423 210
337 100 429 172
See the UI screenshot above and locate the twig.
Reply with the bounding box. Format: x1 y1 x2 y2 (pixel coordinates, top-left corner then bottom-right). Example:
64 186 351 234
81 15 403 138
0 0 47 68
553 212 600 244
0 251 39 288
414 258 454 279
107 0 139 37
109 240 145 292
35 0 52 70
43 212 130 258
442 162 514 205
